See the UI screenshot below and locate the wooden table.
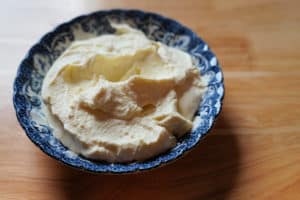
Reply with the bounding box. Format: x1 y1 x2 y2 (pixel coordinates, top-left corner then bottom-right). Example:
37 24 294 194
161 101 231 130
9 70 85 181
1 0 300 199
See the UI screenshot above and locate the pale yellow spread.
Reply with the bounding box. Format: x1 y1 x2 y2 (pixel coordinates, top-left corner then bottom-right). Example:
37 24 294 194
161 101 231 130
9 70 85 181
42 24 205 162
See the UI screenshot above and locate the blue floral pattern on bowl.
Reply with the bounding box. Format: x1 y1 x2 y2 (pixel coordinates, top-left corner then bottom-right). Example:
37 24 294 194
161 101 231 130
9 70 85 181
13 9 224 173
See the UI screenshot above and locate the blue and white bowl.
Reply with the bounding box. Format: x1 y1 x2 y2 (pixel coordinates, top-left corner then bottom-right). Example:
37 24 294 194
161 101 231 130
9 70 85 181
13 9 224 173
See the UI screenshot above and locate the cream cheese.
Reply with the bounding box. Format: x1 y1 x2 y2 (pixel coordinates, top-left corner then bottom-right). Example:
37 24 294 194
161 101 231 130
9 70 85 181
42 24 206 162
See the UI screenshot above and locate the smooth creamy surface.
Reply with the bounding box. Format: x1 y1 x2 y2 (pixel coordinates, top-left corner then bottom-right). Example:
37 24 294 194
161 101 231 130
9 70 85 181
42 24 206 162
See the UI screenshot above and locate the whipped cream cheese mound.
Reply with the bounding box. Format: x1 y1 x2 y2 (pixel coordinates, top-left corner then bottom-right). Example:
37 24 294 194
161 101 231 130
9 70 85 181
42 24 206 163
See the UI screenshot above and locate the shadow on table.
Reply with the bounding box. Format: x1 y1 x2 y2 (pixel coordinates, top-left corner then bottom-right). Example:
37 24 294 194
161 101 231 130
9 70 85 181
39 112 241 200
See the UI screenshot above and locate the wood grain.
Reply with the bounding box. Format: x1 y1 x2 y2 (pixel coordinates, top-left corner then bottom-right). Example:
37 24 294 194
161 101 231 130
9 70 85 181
1 0 300 199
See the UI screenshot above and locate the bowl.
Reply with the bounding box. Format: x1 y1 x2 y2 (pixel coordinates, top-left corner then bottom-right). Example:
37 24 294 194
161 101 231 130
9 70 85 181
13 9 224 173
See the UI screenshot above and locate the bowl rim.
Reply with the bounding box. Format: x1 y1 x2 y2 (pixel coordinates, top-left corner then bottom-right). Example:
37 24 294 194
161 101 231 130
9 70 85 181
13 9 225 174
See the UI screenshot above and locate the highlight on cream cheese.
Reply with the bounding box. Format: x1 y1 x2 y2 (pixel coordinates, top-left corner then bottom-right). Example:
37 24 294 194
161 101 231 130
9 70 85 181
42 24 206 163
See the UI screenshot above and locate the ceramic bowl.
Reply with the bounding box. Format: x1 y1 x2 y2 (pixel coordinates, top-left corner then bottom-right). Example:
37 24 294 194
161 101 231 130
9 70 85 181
13 9 224 173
